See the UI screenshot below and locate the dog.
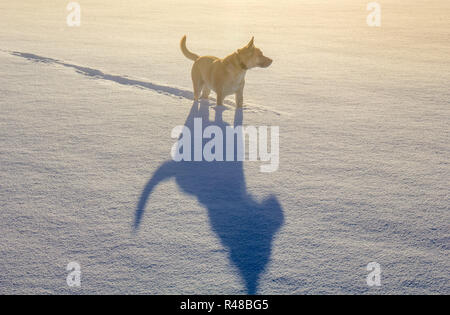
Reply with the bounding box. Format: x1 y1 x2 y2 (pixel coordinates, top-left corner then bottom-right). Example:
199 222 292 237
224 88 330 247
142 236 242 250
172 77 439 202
180 36 273 107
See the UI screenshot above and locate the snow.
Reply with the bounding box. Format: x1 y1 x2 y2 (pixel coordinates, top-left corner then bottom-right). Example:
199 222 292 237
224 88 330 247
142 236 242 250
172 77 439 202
0 0 449 294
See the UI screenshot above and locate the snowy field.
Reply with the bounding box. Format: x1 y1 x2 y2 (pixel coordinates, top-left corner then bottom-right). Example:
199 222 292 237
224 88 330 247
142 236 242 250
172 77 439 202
0 0 449 294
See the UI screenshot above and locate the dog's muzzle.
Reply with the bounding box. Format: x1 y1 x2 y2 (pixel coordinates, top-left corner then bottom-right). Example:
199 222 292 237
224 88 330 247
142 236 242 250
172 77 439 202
260 58 273 68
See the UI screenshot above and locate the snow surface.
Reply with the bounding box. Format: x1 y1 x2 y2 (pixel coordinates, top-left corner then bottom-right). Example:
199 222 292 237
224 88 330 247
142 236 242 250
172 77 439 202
0 0 449 294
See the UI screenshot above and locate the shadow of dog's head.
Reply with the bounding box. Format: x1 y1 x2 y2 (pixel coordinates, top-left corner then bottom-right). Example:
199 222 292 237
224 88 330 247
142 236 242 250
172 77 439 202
237 37 273 69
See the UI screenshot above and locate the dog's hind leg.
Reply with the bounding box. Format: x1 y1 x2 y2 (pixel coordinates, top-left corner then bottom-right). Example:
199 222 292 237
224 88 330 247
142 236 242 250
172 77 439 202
191 67 204 101
201 86 211 99
193 81 204 101
216 90 224 106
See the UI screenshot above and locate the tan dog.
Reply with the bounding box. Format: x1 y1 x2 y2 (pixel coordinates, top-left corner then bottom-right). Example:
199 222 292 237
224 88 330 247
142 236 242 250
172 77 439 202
180 36 273 107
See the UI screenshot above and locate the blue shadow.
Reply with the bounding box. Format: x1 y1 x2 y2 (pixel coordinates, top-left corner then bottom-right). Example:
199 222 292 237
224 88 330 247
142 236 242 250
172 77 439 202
134 101 284 294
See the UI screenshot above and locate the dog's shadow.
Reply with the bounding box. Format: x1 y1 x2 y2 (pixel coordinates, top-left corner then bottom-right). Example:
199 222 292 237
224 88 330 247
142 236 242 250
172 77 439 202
134 101 284 294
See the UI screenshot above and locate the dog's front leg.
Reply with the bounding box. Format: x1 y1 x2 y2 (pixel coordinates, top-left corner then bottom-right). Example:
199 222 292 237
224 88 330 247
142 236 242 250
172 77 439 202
235 83 244 107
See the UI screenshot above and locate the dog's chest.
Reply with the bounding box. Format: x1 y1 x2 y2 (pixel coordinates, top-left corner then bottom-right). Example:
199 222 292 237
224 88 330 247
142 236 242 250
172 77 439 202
223 72 246 95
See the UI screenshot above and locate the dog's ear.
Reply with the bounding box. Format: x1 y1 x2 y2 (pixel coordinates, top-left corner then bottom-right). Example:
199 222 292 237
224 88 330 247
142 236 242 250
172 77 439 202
238 37 255 54
246 37 255 48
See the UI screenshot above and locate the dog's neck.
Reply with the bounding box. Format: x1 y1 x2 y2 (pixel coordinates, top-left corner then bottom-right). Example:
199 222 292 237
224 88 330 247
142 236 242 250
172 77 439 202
236 52 248 70
223 52 248 73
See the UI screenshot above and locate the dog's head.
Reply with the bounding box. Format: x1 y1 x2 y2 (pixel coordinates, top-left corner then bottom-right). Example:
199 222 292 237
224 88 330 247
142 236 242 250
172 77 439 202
237 37 273 69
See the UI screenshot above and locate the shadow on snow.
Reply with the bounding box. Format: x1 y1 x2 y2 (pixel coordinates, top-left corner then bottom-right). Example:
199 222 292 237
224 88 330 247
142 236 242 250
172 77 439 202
134 101 284 294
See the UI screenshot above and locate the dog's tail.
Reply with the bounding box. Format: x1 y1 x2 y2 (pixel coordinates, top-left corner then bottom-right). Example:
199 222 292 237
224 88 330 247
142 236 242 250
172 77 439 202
180 35 199 61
